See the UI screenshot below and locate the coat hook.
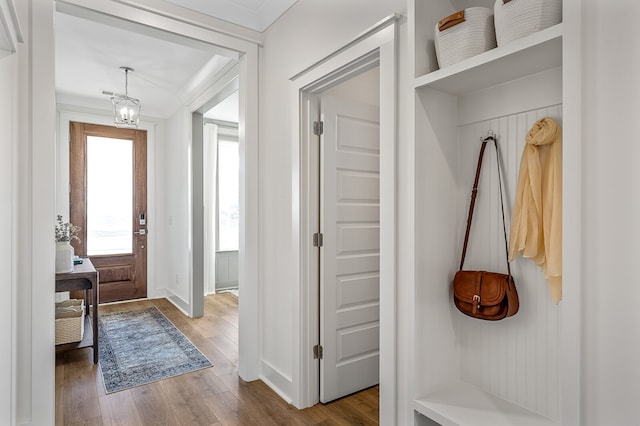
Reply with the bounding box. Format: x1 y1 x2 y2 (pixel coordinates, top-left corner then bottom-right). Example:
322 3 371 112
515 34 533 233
483 130 496 142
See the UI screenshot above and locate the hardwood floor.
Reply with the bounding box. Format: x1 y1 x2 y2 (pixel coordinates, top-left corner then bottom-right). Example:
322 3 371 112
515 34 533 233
55 293 379 425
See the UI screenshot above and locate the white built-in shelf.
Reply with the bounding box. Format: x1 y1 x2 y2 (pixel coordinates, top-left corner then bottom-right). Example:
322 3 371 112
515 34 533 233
414 382 559 426
415 23 562 95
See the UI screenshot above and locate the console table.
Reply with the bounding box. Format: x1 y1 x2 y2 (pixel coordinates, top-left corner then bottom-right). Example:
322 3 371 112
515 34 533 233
55 258 99 363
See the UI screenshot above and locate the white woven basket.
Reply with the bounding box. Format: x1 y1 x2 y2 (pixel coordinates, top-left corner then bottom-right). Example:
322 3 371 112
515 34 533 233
494 0 562 46
434 7 496 69
55 299 85 345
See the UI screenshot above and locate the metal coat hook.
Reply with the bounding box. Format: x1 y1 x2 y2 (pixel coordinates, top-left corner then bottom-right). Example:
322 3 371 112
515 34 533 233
482 130 496 142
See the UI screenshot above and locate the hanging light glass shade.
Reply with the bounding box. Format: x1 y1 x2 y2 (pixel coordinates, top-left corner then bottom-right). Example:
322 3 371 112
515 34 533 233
111 66 141 128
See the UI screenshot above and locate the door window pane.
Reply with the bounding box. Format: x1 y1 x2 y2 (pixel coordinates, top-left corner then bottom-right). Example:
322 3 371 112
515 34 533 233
217 140 239 251
87 136 133 255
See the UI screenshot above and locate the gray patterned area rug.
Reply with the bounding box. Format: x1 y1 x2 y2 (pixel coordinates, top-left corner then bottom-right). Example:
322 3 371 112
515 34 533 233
98 306 212 393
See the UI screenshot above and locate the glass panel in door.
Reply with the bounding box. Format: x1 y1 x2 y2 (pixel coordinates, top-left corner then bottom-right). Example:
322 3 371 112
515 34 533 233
86 136 133 255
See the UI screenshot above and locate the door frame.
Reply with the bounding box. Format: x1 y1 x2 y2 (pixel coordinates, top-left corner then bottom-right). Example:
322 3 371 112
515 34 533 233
28 2 261 422
52 6 260 385
57 110 158 303
184 43 260 382
188 62 240 316
290 15 398 422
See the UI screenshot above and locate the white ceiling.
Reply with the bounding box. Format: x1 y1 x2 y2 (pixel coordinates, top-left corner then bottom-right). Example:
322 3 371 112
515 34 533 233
164 0 298 32
55 1 296 120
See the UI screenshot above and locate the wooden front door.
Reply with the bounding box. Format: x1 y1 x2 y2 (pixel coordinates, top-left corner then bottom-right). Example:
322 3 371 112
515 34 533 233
70 122 147 303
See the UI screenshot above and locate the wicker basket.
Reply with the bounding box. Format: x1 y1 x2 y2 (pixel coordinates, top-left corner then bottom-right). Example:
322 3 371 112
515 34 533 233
494 0 562 46
55 299 85 345
434 7 496 69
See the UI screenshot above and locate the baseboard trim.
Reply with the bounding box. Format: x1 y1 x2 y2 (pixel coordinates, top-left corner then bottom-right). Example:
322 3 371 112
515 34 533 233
215 280 238 291
165 292 191 317
261 360 293 404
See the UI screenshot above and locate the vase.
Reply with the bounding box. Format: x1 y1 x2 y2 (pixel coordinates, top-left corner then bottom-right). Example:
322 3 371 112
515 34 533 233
55 241 74 273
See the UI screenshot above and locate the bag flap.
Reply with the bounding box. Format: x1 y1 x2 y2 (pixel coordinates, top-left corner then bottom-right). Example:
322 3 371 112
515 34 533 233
453 271 506 306
479 272 508 305
452 270 481 302
438 10 465 32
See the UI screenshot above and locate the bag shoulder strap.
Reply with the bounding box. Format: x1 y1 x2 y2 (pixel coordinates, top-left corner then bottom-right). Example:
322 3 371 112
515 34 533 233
459 132 512 278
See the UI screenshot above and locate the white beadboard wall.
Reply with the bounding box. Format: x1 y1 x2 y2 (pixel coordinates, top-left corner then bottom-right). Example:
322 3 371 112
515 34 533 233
216 250 239 290
455 104 562 420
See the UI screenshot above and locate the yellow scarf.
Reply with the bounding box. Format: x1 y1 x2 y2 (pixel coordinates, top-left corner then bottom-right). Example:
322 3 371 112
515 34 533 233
508 118 562 303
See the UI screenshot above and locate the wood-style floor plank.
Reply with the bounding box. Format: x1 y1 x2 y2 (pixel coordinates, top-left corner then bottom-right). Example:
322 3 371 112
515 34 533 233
56 293 379 425
98 389 144 426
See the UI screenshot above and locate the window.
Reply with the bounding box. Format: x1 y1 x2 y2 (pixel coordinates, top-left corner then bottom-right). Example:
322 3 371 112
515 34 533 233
217 139 239 251
86 136 133 255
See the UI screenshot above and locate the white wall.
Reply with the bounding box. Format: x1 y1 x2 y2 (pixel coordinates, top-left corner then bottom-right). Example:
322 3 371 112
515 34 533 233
582 1 640 424
259 0 406 405
0 49 17 426
160 107 193 311
215 251 239 290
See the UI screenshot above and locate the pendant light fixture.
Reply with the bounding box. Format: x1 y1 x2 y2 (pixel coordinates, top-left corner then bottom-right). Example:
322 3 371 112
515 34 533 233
111 66 141 128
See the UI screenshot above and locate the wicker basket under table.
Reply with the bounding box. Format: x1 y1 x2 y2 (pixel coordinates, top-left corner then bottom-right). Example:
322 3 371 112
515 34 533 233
55 299 85 345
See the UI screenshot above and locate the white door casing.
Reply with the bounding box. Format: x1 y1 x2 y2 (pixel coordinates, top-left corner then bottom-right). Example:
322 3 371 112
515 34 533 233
291 16 397 419
320 94 380 403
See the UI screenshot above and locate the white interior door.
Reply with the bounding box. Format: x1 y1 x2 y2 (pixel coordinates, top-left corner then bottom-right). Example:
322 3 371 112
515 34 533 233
320 94 380 403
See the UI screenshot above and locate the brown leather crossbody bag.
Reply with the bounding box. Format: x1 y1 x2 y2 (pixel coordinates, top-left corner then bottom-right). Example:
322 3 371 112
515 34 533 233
452 132 519 320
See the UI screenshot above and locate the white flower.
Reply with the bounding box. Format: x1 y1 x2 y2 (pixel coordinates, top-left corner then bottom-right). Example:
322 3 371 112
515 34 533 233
55 215 80 243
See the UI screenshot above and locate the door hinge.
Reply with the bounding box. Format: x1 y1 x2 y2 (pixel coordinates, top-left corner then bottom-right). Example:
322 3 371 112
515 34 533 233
313 121 323 136
312 232 324 247
313 344 323 360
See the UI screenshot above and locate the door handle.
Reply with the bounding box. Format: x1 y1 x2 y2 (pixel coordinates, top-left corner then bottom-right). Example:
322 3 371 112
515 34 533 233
134 229 147 235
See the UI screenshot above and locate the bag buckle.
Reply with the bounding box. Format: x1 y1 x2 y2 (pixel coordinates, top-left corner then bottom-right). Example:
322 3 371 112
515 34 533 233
472 294 481 313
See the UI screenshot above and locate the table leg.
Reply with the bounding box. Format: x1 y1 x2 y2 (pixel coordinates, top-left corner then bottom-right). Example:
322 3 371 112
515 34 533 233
92 285 98 364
